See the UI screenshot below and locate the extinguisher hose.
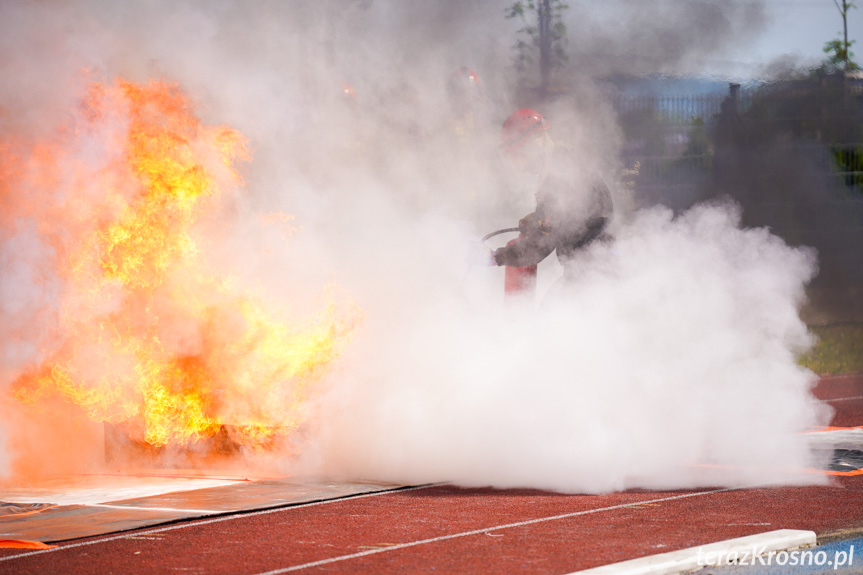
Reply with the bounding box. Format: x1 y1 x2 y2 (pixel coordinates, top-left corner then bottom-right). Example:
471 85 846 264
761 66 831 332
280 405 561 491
481 227 519 242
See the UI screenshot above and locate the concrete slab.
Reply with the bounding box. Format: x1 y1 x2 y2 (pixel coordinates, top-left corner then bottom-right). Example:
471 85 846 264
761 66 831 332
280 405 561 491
0 475 403 543
567 529 816 575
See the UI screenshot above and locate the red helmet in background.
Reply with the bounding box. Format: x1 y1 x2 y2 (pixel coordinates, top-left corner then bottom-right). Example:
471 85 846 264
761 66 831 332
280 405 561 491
447 66 482 108
500 109 549 152
340 82 357 101
452 66 481 86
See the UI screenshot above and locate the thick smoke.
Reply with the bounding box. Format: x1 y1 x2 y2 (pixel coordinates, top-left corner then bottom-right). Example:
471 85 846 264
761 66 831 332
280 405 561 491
565 1 769 78
306 201 829 491
0 0 831 490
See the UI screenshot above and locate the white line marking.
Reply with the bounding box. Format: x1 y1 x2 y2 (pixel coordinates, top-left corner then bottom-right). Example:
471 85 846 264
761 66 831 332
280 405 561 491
0 484 429 563
825 395 863 403
254 488 735 574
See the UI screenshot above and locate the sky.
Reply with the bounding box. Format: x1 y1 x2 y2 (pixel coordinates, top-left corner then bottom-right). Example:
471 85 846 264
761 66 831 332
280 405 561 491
720 0 861 78
572 0 861 81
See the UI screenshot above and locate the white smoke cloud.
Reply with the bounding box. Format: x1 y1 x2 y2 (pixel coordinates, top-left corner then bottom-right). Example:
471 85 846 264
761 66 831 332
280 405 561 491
0 0 831 490
301 201 831 492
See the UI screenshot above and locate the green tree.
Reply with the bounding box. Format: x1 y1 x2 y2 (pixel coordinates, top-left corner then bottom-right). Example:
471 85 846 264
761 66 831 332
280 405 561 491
506 0 569 94
823 0 860 71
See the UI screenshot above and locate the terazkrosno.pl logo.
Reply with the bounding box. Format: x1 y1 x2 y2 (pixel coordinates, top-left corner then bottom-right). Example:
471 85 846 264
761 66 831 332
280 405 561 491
696 545 855 569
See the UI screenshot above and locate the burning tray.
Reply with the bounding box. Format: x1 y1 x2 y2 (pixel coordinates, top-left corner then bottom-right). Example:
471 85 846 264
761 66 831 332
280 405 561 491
103 421 282 467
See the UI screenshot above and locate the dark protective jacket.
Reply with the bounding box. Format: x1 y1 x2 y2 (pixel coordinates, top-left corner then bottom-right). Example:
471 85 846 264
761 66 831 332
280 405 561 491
492 171 613 268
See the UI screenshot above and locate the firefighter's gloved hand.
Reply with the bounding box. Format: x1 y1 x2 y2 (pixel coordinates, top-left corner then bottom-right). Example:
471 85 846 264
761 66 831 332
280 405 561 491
466 242 496 266
518 213 545 235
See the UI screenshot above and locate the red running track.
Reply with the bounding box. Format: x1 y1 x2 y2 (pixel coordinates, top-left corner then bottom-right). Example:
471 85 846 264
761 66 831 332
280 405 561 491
0 374 860 575
813 373 863 428
1 481 862 574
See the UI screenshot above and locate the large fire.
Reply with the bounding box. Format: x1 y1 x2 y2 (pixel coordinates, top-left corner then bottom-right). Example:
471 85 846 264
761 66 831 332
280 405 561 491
5 78 360 453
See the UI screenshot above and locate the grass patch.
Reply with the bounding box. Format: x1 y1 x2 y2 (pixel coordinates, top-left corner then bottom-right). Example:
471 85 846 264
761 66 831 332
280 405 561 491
799 323 863 375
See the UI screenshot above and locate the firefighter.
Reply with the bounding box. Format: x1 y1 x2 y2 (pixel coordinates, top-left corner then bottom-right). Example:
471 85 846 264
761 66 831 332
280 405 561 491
447 66 483 138
479 108 614 272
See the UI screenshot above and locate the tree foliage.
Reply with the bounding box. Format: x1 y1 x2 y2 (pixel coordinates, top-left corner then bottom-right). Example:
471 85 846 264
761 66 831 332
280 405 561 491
506 0 569 92
823 0 860 71
823 39 860 71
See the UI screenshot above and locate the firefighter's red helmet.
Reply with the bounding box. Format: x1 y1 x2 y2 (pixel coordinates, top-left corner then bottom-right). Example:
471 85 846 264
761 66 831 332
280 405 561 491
501 109 549 152
340 82 357 100
452 66 481 86
447 67 482 106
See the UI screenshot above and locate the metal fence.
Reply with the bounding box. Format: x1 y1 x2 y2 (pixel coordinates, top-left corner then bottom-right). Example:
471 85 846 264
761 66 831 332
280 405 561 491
612 89 863 322
612 90 863 201
614 92 728 208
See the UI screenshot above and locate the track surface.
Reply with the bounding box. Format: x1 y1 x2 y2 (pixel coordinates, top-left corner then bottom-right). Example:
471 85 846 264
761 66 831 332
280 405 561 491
0 375 860 575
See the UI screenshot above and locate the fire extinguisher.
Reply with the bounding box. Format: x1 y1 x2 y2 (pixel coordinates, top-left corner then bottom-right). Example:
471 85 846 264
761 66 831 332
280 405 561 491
482 228 537 301
503 236 537 300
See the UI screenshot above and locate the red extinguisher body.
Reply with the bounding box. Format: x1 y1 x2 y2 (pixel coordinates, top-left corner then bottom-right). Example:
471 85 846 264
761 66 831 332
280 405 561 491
503 236 537 300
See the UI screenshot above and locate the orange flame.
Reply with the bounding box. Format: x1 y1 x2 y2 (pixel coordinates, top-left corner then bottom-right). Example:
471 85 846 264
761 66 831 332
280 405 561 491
8 78 360 452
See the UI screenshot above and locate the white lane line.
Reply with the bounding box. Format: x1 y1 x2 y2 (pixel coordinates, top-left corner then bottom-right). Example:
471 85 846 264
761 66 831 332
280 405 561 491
0 484 430 562
825 395 863 403
254 488 735 574
566 529 816 574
